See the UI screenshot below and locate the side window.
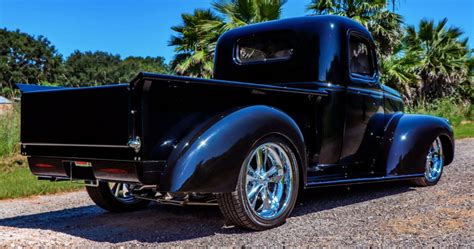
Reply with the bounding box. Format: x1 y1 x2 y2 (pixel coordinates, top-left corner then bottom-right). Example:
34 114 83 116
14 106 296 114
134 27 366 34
349 35 375 77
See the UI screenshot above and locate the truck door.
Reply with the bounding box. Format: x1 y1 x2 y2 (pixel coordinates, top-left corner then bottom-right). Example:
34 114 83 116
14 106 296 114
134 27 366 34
341 32 385 177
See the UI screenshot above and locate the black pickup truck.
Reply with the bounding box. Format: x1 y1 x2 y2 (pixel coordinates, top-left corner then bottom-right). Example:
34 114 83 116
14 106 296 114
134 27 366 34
18 16 454 230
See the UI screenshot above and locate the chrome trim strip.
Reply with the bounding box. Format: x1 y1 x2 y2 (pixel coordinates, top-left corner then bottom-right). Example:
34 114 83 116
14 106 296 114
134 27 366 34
306 173 424 188
21 143 130 149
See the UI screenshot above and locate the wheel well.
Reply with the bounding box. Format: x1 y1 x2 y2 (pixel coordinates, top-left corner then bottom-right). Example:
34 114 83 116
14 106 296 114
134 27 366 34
273 134 305 192
439 135 454 166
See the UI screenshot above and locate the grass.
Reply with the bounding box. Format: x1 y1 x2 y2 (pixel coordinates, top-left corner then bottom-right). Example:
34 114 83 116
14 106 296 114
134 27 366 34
0 105 20 157
407 98 473 139
0 156 83 200
454 121 474 139
0 108 83 199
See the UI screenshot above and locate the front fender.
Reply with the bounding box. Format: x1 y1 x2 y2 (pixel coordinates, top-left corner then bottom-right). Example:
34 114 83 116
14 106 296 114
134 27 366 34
377 113 454 176
159 105 306 193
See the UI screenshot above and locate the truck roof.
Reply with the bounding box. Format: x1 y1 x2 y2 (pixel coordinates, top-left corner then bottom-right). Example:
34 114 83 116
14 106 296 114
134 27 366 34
214 15 376 85
222 15 370 38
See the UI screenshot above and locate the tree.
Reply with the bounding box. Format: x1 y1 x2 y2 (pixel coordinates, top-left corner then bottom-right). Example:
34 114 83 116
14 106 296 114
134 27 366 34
307 0 402 57
64 51 170 86
459 55 474 102
380 44 418 103
120 56 171 81
169 9 223 78
64 51 123 86
209 0 287 33
169 0 287 78
405 18 470 101
0 29 65 98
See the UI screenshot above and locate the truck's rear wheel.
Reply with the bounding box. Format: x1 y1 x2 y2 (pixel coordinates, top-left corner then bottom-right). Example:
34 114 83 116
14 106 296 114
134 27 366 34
217 136 299 230
86 182 150 212
411 136 444 187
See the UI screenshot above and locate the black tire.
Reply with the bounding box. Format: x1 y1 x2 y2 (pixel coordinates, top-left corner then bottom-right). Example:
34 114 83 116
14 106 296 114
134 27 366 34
217 136 300 230
86 181 150 212
411 136 444 187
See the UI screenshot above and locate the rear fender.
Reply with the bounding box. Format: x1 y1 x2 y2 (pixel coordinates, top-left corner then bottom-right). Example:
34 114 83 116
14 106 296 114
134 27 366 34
159 105 306 193
377 113 454 176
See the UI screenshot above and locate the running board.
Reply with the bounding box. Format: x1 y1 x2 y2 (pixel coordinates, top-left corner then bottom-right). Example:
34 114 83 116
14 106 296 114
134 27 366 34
305 174 424 188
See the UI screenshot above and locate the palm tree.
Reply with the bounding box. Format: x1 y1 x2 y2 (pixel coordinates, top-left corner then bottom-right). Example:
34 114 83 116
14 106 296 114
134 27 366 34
204 0 286 34
380 43 419 104
170 1 286 78
405 18 470 100
307 0 402 57
169 9 223 78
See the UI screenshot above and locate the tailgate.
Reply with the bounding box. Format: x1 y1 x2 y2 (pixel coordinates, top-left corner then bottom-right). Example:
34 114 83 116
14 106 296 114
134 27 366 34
21 84 133 159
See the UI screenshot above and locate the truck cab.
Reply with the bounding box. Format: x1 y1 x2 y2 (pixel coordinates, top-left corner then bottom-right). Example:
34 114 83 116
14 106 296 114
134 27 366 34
215 16 403 179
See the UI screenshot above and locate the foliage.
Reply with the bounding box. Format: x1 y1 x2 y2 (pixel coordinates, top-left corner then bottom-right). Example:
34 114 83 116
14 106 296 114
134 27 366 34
407 97 472 126
64 51 169 87
169 0 286 78
407 97 473 139
0 28 170 92
64 51 123 86
405 18 470 100
382 18 472 104
307 0 403 57
121 56 171 79
380 44 419 104
169 9 223 78
0 106 20 158
458 56 474 102
210 0 287 32
0 29 65 98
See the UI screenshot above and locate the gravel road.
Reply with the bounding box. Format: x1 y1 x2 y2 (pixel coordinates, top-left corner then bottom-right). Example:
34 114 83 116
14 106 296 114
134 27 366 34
0 138 472 247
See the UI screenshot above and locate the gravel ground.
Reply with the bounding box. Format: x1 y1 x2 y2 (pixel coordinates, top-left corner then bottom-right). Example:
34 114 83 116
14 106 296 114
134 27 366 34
0 138 472 247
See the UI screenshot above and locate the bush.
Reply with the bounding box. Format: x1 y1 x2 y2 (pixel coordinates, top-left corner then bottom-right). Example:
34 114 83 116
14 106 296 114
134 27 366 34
407 98 473 126
0 105 20 158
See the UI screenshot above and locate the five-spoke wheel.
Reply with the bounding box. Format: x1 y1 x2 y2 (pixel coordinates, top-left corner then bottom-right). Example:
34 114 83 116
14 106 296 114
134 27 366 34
218 136 299 230
245 142 294 220
412 136 445 187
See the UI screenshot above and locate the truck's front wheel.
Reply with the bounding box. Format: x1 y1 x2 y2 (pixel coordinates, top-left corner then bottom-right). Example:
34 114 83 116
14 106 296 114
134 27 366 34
86 182 150 212
411 136 445 187
217 136 299 230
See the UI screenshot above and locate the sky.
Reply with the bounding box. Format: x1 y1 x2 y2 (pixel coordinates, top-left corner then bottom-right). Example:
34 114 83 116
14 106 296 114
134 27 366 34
1 0 473 63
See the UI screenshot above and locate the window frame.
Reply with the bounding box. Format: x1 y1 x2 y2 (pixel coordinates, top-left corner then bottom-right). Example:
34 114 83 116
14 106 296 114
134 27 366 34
347 31 378 84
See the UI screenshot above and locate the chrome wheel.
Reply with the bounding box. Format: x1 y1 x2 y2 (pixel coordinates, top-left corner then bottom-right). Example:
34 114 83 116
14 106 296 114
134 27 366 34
108 182 137 204
425 137 444 182
245 142 294 220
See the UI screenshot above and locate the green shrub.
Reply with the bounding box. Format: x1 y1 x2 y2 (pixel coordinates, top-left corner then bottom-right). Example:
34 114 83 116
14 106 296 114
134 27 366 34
407 98 473 126
0 105 20 158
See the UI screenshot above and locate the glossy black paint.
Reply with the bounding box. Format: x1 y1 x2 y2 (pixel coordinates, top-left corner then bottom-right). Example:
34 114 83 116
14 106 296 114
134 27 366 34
20 16 455 193
377 113 454 176
21 84 130 147
160 105 306 192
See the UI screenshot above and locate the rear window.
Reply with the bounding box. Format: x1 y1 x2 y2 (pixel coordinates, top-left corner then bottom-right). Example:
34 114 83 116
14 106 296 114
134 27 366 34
235 32 294 64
